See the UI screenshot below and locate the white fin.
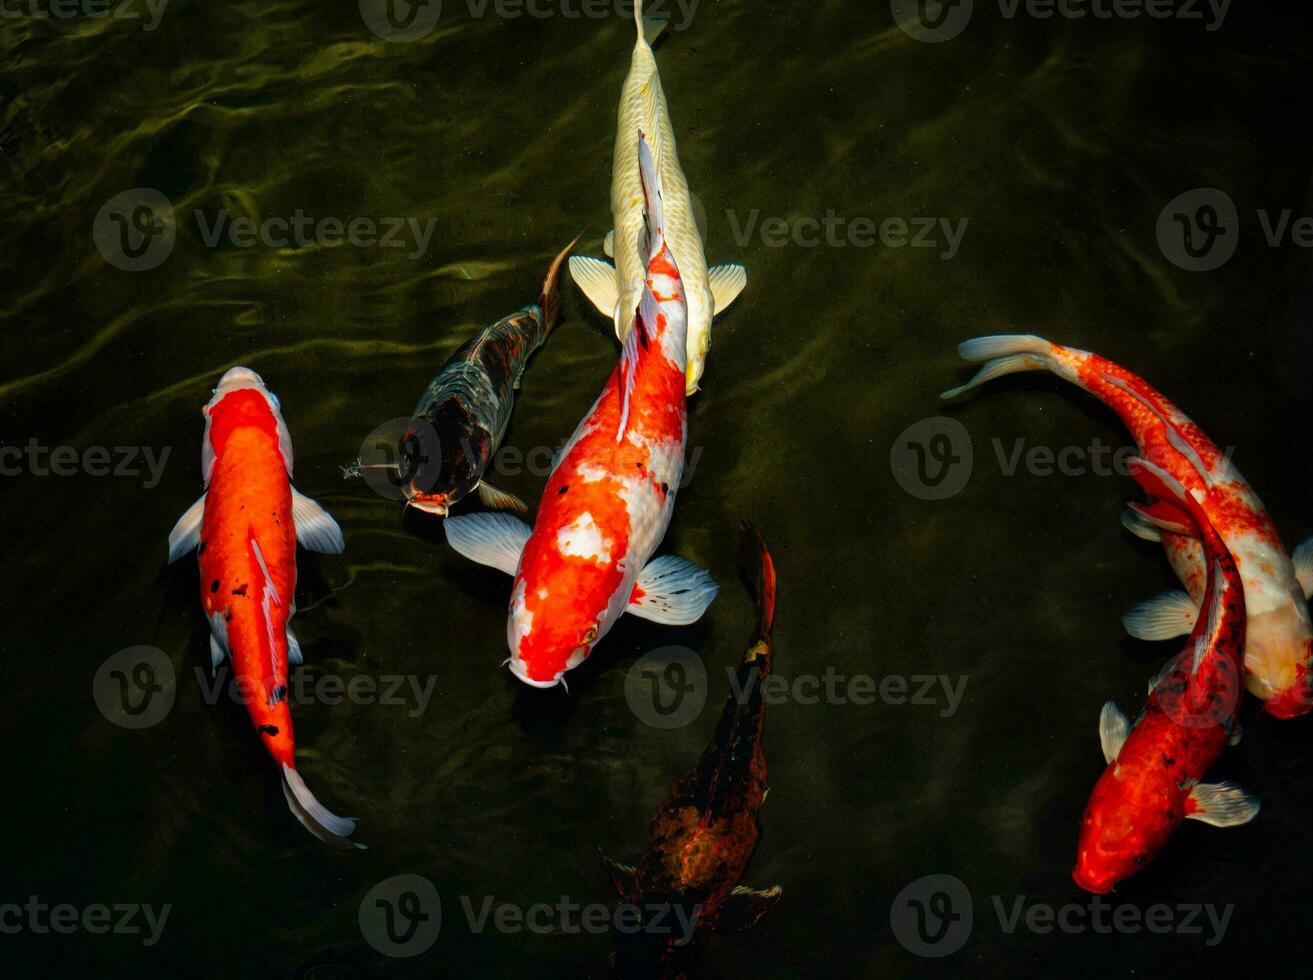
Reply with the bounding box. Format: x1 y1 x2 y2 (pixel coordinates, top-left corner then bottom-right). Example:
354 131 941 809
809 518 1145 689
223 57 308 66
628 555 720 625
1293 535 1313 599
1121 506 1163 542
291 487 345 554
603 229 615 258
167 494 206 563
444 512 532 576
940 335 1053 399
477 481 529 515
1099 700 1130 763
1191 560 1227 675
568 255 620 317
280 764 365 849
287 625 303 666
708 264 748 315
209 634 227 675
1122 590 1198 641
1229 722 1244 746
1186 782 1260 828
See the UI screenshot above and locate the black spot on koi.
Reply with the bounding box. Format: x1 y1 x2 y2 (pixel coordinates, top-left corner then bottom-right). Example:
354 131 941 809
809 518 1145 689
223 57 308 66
258 724 280 737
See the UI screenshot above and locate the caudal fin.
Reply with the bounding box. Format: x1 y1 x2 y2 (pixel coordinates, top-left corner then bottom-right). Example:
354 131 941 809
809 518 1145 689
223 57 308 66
940 334 1055 399
634 0 668 47
281 764 365 850
739 519 776 657
539 234 583 331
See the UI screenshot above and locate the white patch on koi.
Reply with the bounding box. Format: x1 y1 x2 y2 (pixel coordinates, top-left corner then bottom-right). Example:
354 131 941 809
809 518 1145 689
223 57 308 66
557 512 612 563
250 537 283 697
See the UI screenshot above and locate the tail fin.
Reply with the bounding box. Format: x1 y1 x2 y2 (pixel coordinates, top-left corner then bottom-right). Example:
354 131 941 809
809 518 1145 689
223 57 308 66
739 520 776 666
281 763 365 850
637 132 664 262
1124 457 1206 539
635 0 668 47
940 334 1054 399
538 233 582 331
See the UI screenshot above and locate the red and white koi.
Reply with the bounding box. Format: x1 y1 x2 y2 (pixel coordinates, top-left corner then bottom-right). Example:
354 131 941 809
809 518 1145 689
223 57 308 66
444 134 718 688
1074 458 1257 894
945 335 1313 718
168 368 362 848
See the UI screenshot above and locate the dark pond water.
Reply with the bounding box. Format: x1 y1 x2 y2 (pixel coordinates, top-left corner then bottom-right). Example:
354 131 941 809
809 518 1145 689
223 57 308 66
3 0 1313 976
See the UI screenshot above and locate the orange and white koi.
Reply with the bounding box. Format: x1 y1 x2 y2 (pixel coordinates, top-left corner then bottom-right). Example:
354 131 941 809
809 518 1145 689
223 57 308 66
944 335 1313 718
1074 457 1258 894
168 368 362 848
444 134 718 689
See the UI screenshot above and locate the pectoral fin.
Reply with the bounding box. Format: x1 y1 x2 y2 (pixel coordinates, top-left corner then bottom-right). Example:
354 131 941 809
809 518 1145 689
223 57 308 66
600 850 640 903
444 513 531 576
287 625 303 666
291 487 345 554
628 556 719 625
1293 535 1313 599
477 481 528 516
1122 590 1198 641
715 885 782 933
1099 700 1129 764
1186 782 1260 827
708 264 748 315
568 255 619 317
168 494 206 563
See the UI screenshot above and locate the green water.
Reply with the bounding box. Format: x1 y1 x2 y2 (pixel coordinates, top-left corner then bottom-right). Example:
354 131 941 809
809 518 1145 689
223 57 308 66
3 0 1313 976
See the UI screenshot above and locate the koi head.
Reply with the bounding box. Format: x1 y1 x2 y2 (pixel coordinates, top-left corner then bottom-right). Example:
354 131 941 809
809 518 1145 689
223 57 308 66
401 405 490 517
1247 598 1313 719
1073 778 1175 894
201 367 292 483
505 519 626 688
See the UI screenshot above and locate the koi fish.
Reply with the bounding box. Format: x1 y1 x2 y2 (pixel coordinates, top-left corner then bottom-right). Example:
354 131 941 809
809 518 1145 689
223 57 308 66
167 368 362 849
568 0 747 395
399 236 579 517
1074 457 1258 894
944 334 1313 718
601 521 782 978
444 134 718 689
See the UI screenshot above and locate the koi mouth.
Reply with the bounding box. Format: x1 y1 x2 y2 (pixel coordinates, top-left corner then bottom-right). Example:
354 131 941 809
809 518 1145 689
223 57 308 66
1071 866 1115 895
505 657 562 689
405 490 449 517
